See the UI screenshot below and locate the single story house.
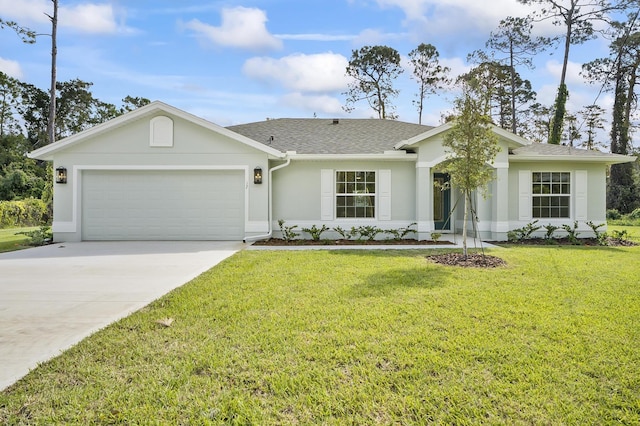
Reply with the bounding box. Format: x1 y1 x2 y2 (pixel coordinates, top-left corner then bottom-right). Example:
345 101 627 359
29 101 636 242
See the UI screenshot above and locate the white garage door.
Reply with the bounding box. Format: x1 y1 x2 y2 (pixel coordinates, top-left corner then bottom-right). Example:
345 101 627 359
82 170 245 240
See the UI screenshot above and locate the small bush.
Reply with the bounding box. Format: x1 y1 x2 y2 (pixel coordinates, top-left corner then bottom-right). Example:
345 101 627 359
301 224 329 241
561 221 581 245
16 225 52 246
606 209 621 220
543 224 560 241
431 232 442 242
0 198 49 228
385 223 417 241
508 220 541 242
277 219 299 242
357 225 383 241
629 208 640 220
333 226 358 240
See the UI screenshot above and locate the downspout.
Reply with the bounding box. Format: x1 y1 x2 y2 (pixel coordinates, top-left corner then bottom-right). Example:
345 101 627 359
243 157 291 242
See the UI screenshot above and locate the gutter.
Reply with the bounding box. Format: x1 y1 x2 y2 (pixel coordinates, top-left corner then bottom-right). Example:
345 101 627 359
243 158 291 243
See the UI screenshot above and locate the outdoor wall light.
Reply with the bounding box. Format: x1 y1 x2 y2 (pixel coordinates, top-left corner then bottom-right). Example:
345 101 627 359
253 167 263 184
55 167 67 184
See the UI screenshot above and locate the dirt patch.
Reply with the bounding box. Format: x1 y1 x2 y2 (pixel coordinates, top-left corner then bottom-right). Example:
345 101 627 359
252 238 453 246
427 253 507 268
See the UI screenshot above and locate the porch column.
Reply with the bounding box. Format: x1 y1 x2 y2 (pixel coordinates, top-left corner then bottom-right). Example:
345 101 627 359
491 166 509 240
416 164 432 239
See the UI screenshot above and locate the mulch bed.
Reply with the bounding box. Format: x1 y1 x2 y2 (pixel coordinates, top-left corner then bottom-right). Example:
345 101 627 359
427 253 507 268
495 237 637 247
252 238 453 246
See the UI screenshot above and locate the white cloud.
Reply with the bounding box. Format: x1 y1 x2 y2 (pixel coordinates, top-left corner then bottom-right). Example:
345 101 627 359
371 0 536 40
184 7 282 52
281 92 344 115
0 0 126 34
243 53 350 92
545 59 588 87
0 57 24 78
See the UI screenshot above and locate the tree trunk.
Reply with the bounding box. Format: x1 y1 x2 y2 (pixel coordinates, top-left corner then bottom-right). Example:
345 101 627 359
462 190 469 258
549 15 574 144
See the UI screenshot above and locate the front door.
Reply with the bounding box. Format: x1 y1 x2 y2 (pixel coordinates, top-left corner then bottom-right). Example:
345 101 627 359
433 173 451 230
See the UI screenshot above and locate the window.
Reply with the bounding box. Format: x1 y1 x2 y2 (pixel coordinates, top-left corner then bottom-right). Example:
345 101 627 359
532 172 570 218
336 171 375 218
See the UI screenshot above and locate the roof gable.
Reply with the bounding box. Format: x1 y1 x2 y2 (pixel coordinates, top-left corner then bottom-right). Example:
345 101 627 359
29 101 285 160
394 122 531 150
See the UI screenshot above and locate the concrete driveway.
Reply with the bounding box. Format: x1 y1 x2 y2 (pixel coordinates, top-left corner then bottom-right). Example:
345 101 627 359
0 241 244 391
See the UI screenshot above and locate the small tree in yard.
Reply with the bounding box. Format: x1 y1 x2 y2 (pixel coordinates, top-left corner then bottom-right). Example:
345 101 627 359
441 91 500 258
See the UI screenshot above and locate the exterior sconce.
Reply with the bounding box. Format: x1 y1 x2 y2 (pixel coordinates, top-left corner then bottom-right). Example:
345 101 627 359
55 167 67 184
253 167 263 184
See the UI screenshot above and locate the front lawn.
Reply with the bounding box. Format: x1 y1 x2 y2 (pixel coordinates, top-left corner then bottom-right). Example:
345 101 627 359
0 227 38 253
1 246 639 424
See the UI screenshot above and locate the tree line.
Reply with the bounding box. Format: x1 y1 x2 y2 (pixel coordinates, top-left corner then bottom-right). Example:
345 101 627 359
0 71 149 202
1 0 639 214
342 0 640 213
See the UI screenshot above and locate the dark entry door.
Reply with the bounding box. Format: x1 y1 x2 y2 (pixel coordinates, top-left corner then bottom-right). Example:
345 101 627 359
433 173 451 231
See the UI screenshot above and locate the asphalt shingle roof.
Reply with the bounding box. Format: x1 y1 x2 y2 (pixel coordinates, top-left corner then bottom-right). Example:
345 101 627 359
512 143 625 158
227 118 433 154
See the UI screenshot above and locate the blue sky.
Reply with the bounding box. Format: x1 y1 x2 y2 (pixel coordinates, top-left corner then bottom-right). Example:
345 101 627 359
0 0 616 131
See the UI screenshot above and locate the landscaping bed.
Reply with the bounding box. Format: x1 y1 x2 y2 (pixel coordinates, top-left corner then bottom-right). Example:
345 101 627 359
252 238 453 246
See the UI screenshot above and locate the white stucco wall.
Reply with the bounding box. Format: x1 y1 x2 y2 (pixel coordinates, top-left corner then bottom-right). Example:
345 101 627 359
507 162 608 238
271 159 417 239
50 112 271 241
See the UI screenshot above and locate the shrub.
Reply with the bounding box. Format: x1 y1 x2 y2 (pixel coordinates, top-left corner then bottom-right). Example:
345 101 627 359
431 232 442 242
561 221 581 245
357 225 383 241
277 219 299 242
385 223 417 241
629 208 640 220
16 225 52 246
543 224 560 241
508 220 541 242
606 209 621 220
301 224 329 241
0 198 49 228
333 226 358 240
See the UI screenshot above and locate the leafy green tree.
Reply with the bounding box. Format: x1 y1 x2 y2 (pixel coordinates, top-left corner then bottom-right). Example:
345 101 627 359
441 90 500 257
408 43 450 124
486 16 548 134
578 104 606 150
518 0 632 144
583 18 640 212
0 18 36 43
119 96 151 114
459 60 536 135
0 72 23 136
343 45 403 119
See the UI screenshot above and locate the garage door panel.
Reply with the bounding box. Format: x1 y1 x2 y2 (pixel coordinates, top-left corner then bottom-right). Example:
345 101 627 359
82 170 245 240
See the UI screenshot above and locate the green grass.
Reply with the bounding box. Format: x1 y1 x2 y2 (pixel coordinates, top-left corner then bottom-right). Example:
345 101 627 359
1 246 640 424
0 227 39 253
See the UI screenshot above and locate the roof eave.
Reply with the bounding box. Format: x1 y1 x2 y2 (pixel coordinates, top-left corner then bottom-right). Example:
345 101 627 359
287 152 417 161
509 154 637 164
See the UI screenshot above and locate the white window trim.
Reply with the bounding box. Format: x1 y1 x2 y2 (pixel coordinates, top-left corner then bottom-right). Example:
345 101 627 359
335 170 377 219
531 171 571 220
